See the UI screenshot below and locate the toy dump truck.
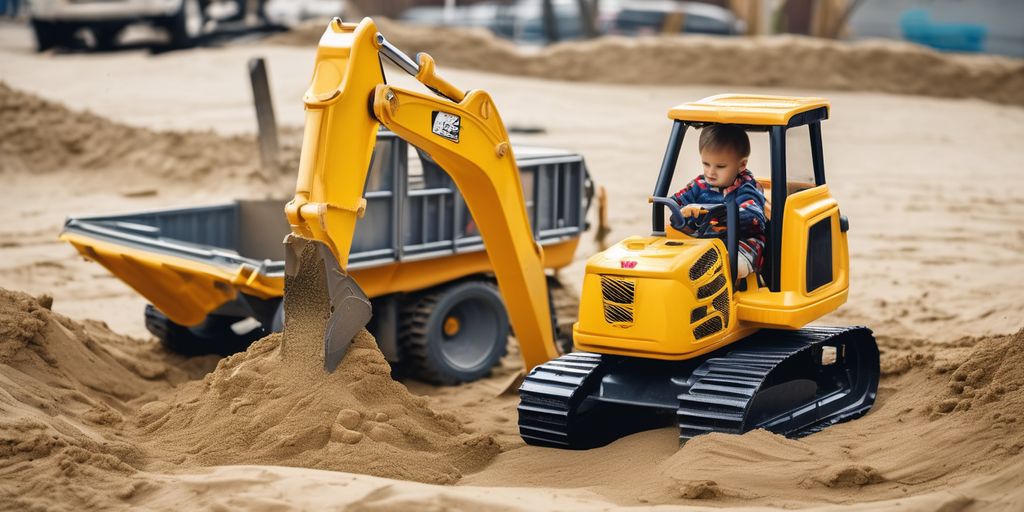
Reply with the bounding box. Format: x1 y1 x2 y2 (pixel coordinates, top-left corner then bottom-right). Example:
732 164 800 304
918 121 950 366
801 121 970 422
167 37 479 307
61 130 593 384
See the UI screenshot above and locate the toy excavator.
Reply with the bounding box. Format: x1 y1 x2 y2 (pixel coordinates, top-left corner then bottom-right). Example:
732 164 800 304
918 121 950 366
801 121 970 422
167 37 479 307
288 18 879 449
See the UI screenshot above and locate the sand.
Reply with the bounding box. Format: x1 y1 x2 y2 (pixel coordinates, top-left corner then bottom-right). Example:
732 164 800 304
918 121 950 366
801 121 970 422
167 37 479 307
2 22 1024 511
0 81 296 194
270 18 1024 106
3 282 1023 510
136 241 499 483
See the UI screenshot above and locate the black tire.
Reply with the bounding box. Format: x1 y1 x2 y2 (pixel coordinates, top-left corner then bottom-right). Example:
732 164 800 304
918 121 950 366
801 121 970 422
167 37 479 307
91 25 124 50
31 19 73 52
400 281 509 385
144 304 269 357
164 0 204 48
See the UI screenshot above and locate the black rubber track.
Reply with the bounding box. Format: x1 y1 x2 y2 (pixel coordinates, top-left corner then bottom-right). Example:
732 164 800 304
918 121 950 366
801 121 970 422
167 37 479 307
678 326 878 442
518 326 879 449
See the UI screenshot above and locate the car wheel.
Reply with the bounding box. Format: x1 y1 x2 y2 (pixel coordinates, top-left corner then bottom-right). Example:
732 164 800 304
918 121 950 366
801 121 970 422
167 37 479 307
165 0 204 48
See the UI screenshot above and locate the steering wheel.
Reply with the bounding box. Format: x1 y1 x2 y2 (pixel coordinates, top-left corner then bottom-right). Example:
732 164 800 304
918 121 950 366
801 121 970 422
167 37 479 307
649 197 727 238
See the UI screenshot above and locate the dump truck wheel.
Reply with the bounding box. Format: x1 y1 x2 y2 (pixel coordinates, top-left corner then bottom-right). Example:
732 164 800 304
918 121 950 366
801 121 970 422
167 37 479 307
400 281 509 385
144 304 268 357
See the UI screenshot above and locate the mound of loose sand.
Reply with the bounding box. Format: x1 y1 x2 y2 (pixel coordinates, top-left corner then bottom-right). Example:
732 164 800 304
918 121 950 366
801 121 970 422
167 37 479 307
463 328 1024 508
0 82 293 189
136 242 499 483
268 18 1024 106
5 277 1023 510
0 288 210 510
0 249 499 510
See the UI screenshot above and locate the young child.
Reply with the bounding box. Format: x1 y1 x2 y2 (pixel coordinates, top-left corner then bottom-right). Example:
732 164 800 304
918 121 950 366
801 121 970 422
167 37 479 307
672 124 767 279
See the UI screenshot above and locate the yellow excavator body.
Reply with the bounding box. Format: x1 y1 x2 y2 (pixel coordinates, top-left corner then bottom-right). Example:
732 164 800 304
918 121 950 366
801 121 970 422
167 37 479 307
287 17 879 449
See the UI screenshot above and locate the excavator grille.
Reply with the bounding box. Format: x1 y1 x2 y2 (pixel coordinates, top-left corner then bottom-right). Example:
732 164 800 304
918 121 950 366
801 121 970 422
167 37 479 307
693 316 724 339
688 248 730 340
712 290 730 326
601 275 635 325
697 274 726 299
689 250 720 281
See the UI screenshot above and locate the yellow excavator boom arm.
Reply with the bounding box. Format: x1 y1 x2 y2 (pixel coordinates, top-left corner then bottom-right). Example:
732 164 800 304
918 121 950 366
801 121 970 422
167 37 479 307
285 17 559 372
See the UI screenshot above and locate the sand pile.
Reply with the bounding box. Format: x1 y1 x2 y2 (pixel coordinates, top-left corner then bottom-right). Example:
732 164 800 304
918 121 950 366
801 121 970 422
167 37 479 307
0 82 294 190
135 242 500 483
666 329 1024 505
465 329 1024 508
3 278 1024 509
268 19 1024 106
0 288 210 511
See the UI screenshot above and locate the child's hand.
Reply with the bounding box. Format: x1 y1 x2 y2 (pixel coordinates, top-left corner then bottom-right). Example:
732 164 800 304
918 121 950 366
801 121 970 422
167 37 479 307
681 205 704 218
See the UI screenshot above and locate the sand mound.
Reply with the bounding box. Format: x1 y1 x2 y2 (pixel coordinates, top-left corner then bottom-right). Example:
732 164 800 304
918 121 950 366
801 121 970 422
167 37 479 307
657 328 1024 505
463 328 1024 508
2 277 1023 509
0 266 498 509
268 19 1024 106
0 82 293 191
135 242 500 483
0 288 206 511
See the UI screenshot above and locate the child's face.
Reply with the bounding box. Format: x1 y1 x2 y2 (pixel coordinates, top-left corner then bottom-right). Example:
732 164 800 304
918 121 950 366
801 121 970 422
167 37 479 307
700 148 748 188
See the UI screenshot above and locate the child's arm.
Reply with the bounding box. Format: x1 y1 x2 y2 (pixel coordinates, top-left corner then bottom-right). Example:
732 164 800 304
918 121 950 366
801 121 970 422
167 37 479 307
672 176 710 218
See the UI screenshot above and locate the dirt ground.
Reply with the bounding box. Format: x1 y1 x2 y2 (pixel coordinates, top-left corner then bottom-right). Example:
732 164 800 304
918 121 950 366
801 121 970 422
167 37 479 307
2 19 1023 511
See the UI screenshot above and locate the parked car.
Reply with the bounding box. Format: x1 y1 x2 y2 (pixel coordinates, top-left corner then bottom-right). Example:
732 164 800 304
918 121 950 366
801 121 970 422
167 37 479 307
27 0 265 51
399 0 618 45
608 1 745 36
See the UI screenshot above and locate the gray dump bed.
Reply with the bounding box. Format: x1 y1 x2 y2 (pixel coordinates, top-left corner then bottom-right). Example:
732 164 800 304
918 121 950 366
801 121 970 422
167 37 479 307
62 132 591 276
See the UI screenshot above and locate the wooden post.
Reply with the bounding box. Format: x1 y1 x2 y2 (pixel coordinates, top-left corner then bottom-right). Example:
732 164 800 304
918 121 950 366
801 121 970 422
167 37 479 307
248 57 278 172
576 0 598 39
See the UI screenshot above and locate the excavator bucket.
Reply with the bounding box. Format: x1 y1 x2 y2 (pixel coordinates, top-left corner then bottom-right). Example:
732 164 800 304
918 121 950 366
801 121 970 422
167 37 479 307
284 234 371 372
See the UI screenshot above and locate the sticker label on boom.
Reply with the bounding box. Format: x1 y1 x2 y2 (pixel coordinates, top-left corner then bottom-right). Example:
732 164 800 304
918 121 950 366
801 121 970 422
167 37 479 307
431 111 461 142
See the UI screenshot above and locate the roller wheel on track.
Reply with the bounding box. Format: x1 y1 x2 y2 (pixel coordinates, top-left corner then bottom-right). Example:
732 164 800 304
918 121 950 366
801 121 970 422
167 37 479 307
144 304 270 357
399 281 509 385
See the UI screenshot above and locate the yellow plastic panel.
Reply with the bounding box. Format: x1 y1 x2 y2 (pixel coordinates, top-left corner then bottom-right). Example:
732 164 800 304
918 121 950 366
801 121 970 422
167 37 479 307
668 94 829 125
286 17 384 268
60 233 282 327
572 236 757 360
735 184 849 328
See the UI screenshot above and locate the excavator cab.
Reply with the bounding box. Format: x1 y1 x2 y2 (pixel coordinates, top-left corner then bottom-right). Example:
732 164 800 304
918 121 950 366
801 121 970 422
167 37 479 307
518 95 880 449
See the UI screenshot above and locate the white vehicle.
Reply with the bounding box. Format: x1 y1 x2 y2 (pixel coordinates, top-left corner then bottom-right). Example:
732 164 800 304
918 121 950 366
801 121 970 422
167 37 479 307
27 0 262 51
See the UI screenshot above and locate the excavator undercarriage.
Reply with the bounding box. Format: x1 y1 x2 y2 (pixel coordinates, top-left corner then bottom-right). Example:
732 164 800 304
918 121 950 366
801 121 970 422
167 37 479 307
519 326 878 448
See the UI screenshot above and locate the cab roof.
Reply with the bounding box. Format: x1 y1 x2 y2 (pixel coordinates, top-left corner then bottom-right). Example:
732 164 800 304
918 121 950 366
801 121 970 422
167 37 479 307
668 94 830 126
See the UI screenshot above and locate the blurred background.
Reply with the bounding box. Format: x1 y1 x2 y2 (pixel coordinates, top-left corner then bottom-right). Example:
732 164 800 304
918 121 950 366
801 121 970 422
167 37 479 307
0 0 1021 56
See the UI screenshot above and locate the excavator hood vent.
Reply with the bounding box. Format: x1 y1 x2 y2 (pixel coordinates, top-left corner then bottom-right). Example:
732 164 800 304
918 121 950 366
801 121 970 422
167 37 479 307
688 249 730 340
600 275 636 325
697 274 726 299
689 250 720 281
693 316 724 339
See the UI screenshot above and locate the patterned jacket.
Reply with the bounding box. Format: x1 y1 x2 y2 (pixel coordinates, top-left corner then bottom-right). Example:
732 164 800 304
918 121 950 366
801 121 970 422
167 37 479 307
671 169 768 272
